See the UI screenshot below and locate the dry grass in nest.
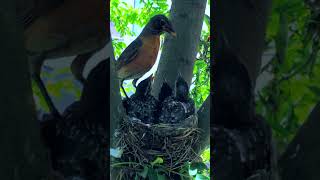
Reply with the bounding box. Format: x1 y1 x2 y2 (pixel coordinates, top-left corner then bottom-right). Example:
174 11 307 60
112 115 202 178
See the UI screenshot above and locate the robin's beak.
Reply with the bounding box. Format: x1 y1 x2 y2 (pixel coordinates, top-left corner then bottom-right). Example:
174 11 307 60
164 25 176 37
170 31 177 37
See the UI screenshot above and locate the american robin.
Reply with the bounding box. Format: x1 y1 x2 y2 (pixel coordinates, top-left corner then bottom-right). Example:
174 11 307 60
123 75 158 124
116 14 176 98
22 0 108 117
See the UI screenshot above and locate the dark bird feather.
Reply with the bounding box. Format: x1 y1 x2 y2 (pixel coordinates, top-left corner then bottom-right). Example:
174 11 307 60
175 74 189 102
123 76 158 124
158 81 173 102
116 39 143 71
41 59 108 180
158 76 195 124
213 51 254 128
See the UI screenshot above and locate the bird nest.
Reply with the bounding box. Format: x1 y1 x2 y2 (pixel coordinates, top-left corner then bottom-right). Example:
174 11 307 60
113 115 202 178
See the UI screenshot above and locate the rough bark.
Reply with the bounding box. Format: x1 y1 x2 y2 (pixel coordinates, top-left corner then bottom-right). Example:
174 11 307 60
213 0 275 179
109 41 125 145
109 40 124 180
197 96 210 151
152 0 207 96
0 1 49 179
215 0 272 83
279 102 320 180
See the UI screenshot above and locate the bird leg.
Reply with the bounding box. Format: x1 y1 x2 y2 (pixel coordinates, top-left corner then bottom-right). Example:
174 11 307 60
120 80 129 99
70 51 95 84
30 55 61 118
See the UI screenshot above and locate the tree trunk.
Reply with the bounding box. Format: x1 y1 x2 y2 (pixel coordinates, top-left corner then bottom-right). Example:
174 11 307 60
197 96 210 151
215 0 272 83
213 0 274 179
109 40 124 145
152 0 207 96
0 1 49 179
279 102 320 180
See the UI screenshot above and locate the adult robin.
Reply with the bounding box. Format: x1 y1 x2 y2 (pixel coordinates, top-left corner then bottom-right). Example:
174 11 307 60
22 0 108 117
116 14 176 98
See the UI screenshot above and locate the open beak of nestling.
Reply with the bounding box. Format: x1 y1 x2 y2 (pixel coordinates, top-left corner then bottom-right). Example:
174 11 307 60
164 24 176 37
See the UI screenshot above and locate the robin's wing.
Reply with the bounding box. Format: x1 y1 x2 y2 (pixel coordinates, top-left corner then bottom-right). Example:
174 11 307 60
116 38 143 69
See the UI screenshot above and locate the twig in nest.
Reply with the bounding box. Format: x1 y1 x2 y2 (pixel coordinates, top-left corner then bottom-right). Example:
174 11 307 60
113 116 202 178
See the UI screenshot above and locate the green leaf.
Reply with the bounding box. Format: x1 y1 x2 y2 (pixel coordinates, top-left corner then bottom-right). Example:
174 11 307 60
147 168 157 180
204 14 210 27
135 174 139 180
139 166 149 178
195 174 209 180
190 162 209 172
200 148 210 162
157 173 166 180
308 85 320 96
188 168 197 176
151 157 164 166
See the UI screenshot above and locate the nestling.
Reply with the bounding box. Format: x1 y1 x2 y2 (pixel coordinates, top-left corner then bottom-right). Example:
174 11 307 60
158 75 195 124
123 75 158 124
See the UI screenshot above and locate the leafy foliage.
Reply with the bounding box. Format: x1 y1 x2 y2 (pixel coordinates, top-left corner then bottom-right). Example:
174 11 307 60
256 0 320 151
32 66 81 114
190 27 210 108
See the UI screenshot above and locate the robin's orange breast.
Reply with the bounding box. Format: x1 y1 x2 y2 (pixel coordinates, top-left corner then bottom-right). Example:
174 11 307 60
117 35 160 80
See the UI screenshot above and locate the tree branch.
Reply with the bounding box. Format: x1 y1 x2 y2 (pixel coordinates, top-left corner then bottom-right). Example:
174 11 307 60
197 96 210 151
109 41 125 147
215 0 272 84
0 1 49 178
152 0 207 96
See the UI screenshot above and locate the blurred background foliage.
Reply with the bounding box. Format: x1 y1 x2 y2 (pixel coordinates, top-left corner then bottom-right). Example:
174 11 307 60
256 0 320 153
32 62 82 117
110 0 210 179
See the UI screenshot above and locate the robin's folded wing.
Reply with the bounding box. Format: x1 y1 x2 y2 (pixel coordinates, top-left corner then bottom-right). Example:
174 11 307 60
116 38 143 69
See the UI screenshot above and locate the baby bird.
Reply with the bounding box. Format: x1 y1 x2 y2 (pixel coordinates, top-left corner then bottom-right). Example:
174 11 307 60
41 59 108 180
123 75 158 124
158 75 195 124
158 80 173 103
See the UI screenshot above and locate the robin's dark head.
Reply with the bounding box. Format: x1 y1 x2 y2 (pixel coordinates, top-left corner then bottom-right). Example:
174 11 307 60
143 14 176 36
175 75 189 102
